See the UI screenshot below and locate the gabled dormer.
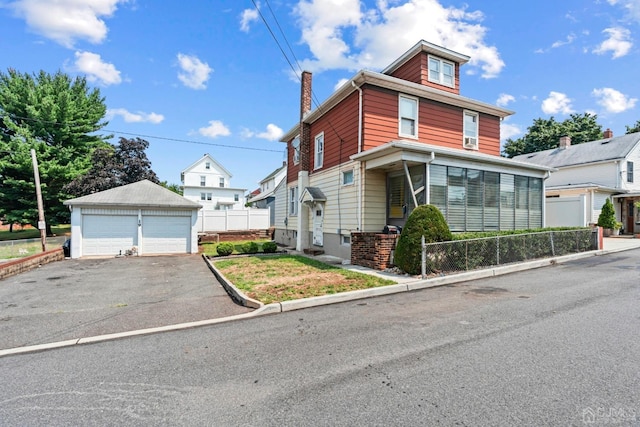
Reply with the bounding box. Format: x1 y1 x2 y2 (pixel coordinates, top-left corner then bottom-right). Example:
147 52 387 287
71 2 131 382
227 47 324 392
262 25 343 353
382 40 470 95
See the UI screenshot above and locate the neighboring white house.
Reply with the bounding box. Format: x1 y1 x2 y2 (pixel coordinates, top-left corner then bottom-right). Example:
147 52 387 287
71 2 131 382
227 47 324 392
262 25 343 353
64 180 201 258
513 131 640 233
181 154 246 210
247 161 287 226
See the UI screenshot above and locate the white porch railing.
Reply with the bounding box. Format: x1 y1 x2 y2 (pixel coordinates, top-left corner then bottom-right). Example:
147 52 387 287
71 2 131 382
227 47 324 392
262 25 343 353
197 208 270 232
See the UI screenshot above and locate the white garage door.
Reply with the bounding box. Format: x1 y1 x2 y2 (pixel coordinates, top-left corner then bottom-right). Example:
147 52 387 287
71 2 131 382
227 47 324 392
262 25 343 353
142 215 191 254
82 214 138 256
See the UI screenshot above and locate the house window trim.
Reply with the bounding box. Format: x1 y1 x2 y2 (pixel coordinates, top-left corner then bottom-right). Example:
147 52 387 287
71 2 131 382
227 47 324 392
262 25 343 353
342 169 354 186
219 177 225 188
289 186 298 216
627 161 634 183
292 135 300 165
200 176 206 187
205 162 211 170
398 94 419 139
314 132 324 170
427 55 455 88
463 110 479 150
341 235 351 246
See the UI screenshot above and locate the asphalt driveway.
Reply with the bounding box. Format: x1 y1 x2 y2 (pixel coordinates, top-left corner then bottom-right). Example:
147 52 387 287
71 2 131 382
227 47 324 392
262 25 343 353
0 255 252 350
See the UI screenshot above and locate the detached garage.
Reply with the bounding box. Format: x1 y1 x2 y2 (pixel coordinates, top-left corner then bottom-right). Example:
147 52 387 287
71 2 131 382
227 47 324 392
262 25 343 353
64 180 201 258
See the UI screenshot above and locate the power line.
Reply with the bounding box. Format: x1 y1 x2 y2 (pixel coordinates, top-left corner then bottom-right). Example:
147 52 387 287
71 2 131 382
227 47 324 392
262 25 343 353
1 113 283 154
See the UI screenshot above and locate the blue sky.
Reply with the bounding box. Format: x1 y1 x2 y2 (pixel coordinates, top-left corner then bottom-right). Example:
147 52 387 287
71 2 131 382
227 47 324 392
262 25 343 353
1 0 639 192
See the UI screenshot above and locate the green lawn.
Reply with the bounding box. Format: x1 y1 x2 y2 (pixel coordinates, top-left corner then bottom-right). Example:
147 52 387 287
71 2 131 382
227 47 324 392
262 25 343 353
212 255 395 304
0 224 70 242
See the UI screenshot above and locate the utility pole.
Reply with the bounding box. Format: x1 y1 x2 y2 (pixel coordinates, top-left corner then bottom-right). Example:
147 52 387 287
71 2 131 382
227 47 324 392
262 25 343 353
30 149 46 252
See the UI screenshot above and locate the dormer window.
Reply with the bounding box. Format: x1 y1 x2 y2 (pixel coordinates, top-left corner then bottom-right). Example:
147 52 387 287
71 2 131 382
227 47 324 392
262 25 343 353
428 56 454 88
205 162 211 170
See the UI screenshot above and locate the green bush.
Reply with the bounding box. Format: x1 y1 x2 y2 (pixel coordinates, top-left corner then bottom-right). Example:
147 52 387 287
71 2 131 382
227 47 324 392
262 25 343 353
394 205 452 275
597 199 618 229
262 241 278 253
241 241 259 254
216 242 234 256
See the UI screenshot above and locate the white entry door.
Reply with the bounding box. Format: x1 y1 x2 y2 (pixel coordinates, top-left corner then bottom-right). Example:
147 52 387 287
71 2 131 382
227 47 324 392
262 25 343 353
313 203 324 246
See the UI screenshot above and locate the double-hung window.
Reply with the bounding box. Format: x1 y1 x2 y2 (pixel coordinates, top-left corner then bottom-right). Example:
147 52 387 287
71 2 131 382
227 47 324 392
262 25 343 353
399 95 418 138
628 161 634 183
219 177 225 187
463 111 479 149
289 187 298 215
200 176 206 187
314 132 324 169
428 56 454 87
292 136 300 165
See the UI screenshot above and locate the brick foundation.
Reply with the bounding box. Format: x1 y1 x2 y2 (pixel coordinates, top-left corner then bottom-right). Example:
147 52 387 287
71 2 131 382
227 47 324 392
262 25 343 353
351 232 399 270
0 248 64 280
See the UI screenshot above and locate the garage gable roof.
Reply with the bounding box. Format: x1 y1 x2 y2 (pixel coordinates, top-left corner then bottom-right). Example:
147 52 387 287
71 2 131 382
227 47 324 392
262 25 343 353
64 180 201 209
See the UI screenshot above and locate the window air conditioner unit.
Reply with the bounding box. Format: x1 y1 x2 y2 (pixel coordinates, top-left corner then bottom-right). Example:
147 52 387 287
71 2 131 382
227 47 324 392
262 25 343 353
464 137 477 148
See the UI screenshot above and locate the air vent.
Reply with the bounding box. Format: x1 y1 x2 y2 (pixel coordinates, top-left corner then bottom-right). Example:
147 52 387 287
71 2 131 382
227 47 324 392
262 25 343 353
464 137 477 149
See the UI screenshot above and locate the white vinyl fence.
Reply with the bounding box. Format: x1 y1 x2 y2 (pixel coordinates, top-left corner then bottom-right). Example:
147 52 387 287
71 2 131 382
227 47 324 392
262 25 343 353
197 208 270 232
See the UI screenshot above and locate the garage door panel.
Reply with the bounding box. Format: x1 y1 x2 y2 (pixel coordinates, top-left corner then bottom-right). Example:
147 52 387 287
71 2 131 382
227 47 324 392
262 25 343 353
82 215 138 256
142 216 190 254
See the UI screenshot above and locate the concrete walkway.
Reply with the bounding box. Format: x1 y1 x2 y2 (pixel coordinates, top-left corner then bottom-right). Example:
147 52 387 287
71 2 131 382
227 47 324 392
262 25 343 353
2 237 639 358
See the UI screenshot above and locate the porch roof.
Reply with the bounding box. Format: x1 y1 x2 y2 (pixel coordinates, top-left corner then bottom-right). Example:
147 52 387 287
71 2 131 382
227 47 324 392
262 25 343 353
350 140 554 174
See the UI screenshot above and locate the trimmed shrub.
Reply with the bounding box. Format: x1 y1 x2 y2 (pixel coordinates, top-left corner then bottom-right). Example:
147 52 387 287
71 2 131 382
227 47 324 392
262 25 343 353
216 242 234 256
241 241 259 254
394 204 452 275
597 199 617 229
262 241 278 253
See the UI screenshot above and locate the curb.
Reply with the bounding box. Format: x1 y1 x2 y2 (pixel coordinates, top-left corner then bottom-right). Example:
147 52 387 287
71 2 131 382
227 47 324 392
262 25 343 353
202 254 263 309
1 245 633 358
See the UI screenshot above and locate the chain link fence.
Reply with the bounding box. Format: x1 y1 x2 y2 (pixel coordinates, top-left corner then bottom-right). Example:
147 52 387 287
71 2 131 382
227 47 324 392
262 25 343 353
0 236 67 261
420 229 596 278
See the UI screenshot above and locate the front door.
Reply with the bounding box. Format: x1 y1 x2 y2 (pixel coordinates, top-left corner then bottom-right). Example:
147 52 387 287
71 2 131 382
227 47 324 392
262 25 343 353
313 203 324 246
627 201 635 234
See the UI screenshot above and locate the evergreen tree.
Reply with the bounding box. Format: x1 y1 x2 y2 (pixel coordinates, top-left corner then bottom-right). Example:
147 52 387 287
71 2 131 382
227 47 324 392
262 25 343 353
0 69 108 233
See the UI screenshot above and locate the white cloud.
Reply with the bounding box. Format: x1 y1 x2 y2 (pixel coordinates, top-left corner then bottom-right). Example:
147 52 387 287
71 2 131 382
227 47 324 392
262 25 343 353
593 27 632 58
608 0 640 22
592 87 637 113
199 120 230 138
72 51 121 85
293 0 504 78
242 124 284 141
107 108 164 124
8 0 126 48
500 122 522 141
176 53 213 90
334 78 350 91
541 91 574 115
496 93 515 107
240 6 259 32
551 33 576 49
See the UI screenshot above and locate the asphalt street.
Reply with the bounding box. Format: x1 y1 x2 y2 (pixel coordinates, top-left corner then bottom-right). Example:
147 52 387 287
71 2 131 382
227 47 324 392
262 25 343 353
0 248 639 426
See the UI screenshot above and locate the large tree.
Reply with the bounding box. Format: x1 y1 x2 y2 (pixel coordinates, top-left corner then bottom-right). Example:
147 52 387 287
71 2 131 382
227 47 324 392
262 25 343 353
502 113 603 158
64 137 159 196
0 69 108 233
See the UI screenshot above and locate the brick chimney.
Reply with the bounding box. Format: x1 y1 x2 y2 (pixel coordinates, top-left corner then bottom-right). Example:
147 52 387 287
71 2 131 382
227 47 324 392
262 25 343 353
603 128 613 139
559 135 571 149
299 71 312 172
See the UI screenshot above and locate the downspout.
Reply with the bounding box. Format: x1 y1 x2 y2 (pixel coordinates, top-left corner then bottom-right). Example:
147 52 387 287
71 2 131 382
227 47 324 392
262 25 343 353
425 152 435 204
352 80 364 231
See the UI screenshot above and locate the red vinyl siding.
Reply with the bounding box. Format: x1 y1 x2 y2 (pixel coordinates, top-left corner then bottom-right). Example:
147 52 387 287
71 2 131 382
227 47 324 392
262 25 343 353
308 92 360 173
361 86 501 156
388 52 460 95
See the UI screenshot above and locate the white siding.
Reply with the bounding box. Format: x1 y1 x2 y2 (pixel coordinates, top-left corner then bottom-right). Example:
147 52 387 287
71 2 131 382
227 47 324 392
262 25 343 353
547 162 617 188
307 163 359 236
273 179 288 229
624 144 640 192
362 169 387 232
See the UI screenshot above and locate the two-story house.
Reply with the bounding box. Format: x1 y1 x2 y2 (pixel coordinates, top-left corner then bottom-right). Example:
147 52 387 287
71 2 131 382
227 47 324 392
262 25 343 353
513 131 640 233
274 40 552 263
247 161 287 226
181 154 246 210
